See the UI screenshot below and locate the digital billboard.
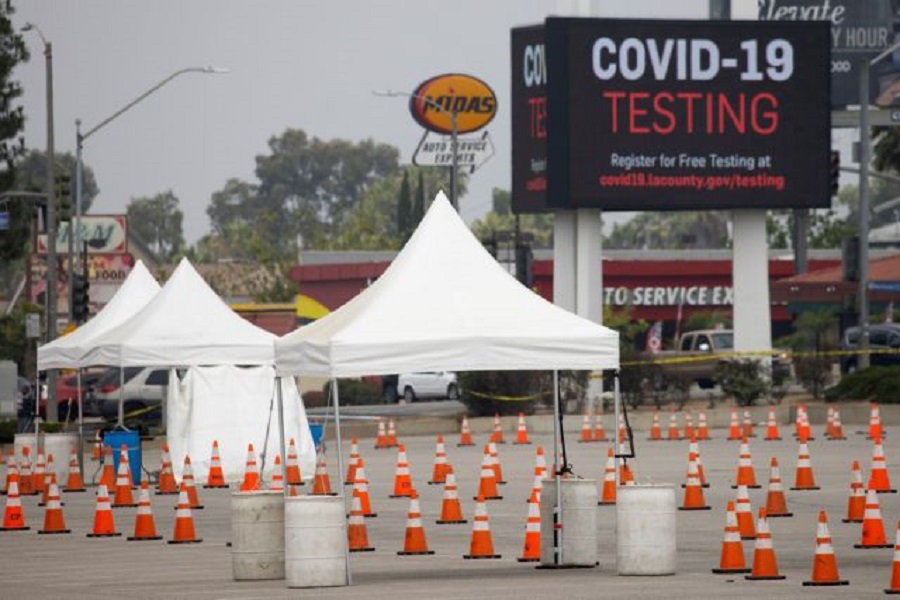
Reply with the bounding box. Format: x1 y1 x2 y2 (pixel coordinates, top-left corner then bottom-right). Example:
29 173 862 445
543 18 831 211
511 25 549 213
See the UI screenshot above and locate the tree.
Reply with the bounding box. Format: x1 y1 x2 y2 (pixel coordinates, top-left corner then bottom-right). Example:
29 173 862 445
873 126 900 176
127 191 185 259
397 170 412 242
470 188 554 249
0 0 29 262
13 150 99 213
606 211 729 249
412 171 425 227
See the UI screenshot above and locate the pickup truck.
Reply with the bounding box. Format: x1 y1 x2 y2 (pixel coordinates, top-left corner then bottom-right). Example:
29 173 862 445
645 329 791 389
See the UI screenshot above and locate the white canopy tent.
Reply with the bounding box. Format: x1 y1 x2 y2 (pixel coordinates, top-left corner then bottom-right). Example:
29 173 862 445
78 257 315 483
37 260 161 371
275 192 620 581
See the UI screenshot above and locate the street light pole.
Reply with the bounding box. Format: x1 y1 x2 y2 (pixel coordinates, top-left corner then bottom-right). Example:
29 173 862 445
857 41 900 371
23 22 59 421
373 90 459 211
74 66 229 277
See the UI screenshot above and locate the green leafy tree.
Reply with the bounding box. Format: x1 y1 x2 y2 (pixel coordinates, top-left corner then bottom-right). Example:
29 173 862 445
397 170 412 242
127 190 185 259
13 150 99 213
606 211 729 249
470 188 554 248
873 126 900 175
776 310 837 399
412 170 425 227
0 0 29 262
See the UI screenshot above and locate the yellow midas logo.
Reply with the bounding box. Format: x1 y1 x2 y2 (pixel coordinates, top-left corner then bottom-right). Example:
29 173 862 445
409 73 497 135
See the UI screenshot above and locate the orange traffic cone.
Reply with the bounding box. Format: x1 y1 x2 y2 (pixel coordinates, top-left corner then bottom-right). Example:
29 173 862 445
436 471 466 524
39 470 59 508
579 412 593 443
599 447 616 506
91 429 102 461
843 460 866 523
311 445 336 496
825 406 835 439
269 455 284 492
347 489 375 552
63 449 86 493
180 455 203 509
98 445 115 491
697 411 711 441
683 435 708 488
86 484 121 537
286 437 303 486
387 419 399 448
168 483 202 544
0 478 28 531
352 458 376 517
429 435 451 485
239 443 261 492
458 415 475 447
17 446 35 496
667 411 681 441
529 473 544 505
620 461 635 486
648 409 662 441
113 448 137 508
735 485 756 540
886 521 900 594
128 480 162 541
869 437 897 493
490 413 504 444
593 410 609 442
204 440 229 489
533 446 547 481
345 438 359 485
375 420 389 449
679 452 711 511
803 510 848 586
728 408 742 441
791 442 820 490
742 409 756 439
764 457 792 518
712 501 750 574
684 411 695 441
389 444 413 498
855 488 893 548
37 479 69 534
1 459 16 496
869 403 884 440
397 489 434 555
156 443 178 495
514 412 531 444
618 413 627 445
732 437 760 489
475 446 502 501
745 509 786 580
32 451 47 495
764 407 781 441
830 408 846 440
517 491 541 562
463 494 501 559
488 441 505 485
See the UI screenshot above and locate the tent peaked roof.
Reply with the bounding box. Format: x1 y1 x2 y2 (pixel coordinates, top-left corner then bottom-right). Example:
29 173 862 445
37 260 162 370
275 192 619 377
81 257 275 367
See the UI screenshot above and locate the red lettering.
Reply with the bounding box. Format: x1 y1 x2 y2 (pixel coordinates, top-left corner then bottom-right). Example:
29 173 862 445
603 91 627 133
528 97 547 139
652 92 676 134
751 93 778 134
628 92 651 134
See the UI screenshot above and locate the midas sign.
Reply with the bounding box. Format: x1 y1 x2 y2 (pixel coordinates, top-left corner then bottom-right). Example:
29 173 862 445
409 73 497 135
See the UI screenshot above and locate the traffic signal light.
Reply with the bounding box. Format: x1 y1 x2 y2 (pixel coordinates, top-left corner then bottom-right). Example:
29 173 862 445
515 242 534 288
830 150 840 196
71 273 90 323
54 173 72 221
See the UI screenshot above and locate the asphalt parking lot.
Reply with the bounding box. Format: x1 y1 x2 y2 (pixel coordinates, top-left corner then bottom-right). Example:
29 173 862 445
1 419 899 599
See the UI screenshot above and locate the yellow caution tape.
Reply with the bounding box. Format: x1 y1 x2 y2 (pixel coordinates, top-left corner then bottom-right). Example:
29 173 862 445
466 390 551 402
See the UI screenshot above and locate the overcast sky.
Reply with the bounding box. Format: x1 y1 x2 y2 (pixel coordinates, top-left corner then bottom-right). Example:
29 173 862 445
14 0 712 246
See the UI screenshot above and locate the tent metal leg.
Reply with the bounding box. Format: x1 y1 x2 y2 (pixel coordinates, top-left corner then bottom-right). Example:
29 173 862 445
330 379 352 586
614 371 620 487
276 377 288 496
77 369 84 481
552 369 562 566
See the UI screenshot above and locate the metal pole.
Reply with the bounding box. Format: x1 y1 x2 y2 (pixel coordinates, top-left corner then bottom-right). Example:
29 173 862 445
859 59 871 370
43 37 58 422
450 110 458 212
330 378 352 586
614 373 621 486
275 377 288 496
552 369 562 566
75 120 83 278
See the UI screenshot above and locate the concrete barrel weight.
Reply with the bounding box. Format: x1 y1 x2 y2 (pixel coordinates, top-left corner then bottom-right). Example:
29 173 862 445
285 495 348 588
617 484 676 575
231 491 285 580
539 478 598 567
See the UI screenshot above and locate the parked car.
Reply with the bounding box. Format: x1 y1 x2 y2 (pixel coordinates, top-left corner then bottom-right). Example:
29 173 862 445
840 323 900 373
91 367 179 423
41 370 108 419
382 372 459 403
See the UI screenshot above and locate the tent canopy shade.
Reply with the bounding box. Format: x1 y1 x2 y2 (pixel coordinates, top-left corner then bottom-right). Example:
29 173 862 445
275 192 619 378
37 260 161 370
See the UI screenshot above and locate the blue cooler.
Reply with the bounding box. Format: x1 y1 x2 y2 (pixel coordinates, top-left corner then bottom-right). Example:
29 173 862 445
103 430 142 487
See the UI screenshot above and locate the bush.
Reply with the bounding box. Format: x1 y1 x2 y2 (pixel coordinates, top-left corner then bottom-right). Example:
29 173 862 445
825 366 900 403
715 359 771 407
458 371 545 417
0 418 15 443
320 379 383 406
